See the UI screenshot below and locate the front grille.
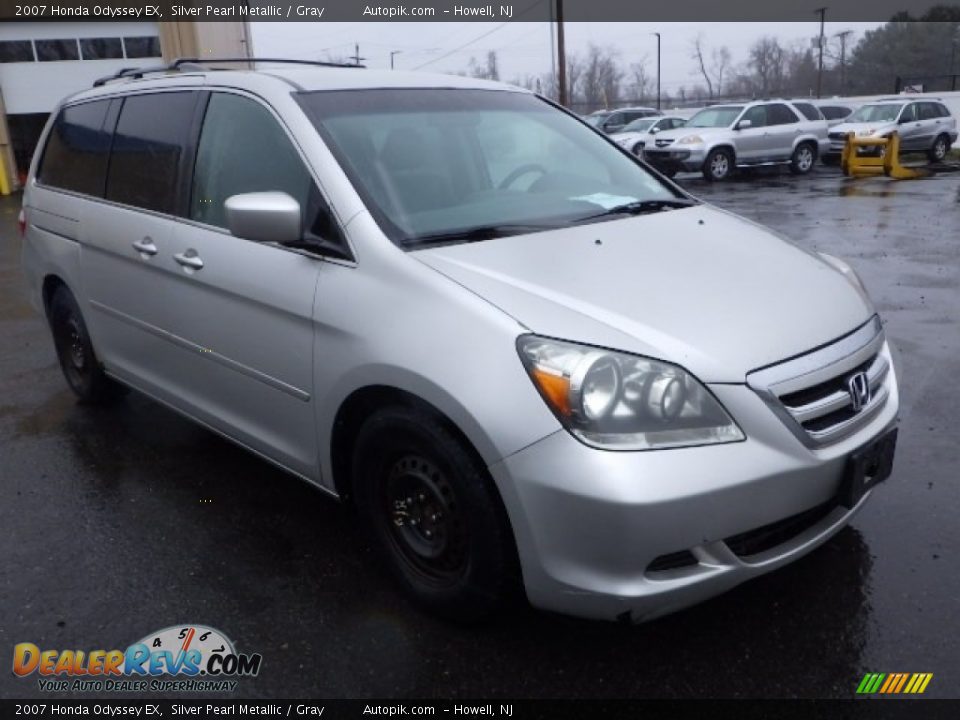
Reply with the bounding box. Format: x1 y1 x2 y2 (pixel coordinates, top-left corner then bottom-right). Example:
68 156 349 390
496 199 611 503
778 352 888 440
655 138 675 147
724 499 838 558
747 318 891 447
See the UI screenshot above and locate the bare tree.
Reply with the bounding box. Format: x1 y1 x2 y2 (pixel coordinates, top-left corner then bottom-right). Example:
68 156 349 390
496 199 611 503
468 51 500 81
627 59 653 103
691 35 732 99
580 44 623 110
691 35 715 98
747 36 786 96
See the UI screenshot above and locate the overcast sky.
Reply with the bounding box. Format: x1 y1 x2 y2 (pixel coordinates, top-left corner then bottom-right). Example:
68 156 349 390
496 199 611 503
251 21 885 94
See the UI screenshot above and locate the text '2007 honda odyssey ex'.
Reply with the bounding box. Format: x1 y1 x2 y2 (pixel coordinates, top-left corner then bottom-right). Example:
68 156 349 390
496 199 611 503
21 59 899 623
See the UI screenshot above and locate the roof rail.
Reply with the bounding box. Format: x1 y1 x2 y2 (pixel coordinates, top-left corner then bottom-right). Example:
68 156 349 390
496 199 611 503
93 57 365 87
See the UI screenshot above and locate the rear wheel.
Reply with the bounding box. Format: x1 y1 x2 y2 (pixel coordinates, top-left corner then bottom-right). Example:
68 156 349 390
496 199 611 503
352 405 519 621
790 142 817 175
49 287 126 405
929 134 950 163
703 148 733 181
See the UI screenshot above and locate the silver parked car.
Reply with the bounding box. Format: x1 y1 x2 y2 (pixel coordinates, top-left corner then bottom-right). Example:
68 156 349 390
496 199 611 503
610 115 688 155
21 60 899 623
824 97 957 165
584 106 662 134
644 100 829 180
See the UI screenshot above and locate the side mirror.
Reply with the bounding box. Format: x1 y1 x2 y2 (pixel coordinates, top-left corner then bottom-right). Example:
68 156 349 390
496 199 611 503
650 126 661 134
225 192 301 244
736 119 752 130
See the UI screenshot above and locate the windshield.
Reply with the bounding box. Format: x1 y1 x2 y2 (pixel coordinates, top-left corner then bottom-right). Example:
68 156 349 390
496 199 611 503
297 89 684 248
848 104 903 123
686 106 744 128
621 118 656 133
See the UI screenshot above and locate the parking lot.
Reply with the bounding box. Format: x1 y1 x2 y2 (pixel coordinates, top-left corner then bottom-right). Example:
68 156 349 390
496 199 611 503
2 164 959 699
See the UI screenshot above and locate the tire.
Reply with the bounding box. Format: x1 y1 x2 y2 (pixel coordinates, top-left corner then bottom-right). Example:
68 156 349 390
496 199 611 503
790 142 817 175
631 142 645 156
703 148 733 181
49 287 127 405
929 134 950 163
352 405 519 621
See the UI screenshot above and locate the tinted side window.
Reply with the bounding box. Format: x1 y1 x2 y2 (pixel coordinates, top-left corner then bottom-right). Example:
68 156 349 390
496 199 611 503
191 92 345 250
936 103 951 118
918 103 939 120
106 93 198 214
820 106 850 120
793 103 821 121
741 106 767 127
899 104 917 122
768 104 799 125
38 100 113 197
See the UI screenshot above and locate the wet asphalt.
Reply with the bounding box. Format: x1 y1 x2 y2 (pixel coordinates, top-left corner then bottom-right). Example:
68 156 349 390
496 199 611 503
1 165 959 700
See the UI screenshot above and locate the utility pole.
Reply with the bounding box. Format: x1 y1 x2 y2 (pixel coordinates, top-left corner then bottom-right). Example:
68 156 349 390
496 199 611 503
653 32 661 110
835 30 852 94
556 0 567 107
814 7 827 98
349 43 366 67
390 50 402 69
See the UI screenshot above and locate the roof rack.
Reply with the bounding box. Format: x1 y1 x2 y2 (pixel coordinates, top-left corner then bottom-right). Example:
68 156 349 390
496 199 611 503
93 57 365 87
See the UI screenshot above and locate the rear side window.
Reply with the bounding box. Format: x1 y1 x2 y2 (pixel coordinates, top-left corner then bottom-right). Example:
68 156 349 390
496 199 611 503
767 104 799 125
918 103 939 120
106 92 198 215
936 103 951 117
38 100 113 197
792 103 822 121
820 106 851 120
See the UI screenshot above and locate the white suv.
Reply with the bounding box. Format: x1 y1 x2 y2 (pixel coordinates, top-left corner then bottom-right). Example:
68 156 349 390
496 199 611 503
644 100 829 180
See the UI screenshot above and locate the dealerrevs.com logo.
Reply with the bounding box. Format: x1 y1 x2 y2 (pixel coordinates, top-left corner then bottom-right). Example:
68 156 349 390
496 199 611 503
12 625 262 693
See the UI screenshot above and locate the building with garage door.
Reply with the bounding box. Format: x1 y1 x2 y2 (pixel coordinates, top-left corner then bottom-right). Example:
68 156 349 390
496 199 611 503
0 21 250 191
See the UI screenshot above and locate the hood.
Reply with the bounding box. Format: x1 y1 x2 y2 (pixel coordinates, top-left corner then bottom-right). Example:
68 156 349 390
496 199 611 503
415 206 874 383
830 120 897 136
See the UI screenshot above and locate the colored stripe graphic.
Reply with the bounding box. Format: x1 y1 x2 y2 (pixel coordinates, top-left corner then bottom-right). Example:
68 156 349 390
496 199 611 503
858 672 933 694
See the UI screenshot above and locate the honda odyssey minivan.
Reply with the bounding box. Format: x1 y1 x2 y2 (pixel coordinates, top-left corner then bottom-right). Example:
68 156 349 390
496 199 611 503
21 60 899 622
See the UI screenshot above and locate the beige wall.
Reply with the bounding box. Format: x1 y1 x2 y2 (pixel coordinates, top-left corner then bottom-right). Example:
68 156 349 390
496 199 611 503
159 21 253 67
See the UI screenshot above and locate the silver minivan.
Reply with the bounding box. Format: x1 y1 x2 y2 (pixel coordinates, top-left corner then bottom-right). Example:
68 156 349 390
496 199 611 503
21 60 900 622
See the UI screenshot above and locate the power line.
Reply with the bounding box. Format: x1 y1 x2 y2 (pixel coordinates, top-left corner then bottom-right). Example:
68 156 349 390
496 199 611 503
412 0 547 70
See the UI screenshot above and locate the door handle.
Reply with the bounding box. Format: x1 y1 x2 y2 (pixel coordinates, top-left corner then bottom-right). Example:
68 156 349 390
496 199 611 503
132 238 158 256
174 250 204 270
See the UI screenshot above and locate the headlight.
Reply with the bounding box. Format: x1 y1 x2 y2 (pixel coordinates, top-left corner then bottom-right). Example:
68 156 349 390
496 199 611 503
676 135 703 144
517 336 745 450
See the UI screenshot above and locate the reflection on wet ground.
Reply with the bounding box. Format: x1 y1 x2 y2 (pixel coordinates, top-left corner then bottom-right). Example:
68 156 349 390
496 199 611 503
2 167 959 698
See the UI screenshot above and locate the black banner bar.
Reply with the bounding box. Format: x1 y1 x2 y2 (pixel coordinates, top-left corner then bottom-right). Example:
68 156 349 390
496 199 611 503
0 0 955 22
2 700 960 720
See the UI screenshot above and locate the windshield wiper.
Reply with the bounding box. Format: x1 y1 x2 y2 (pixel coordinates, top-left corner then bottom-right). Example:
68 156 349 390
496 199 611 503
402 223 554 248
574 198 697 224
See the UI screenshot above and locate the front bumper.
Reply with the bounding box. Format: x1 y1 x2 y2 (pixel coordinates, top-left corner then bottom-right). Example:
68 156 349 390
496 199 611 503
644 145 705 172
489 347 899 622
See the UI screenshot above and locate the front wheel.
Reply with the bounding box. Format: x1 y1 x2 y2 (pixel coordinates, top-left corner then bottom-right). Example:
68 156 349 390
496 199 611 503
49 287 127 405
790 142 817 175
352 405 519 621
703 148 733 181
929 134 950 163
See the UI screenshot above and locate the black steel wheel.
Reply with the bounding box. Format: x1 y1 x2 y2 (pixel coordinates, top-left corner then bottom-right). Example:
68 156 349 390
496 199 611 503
49 287 126 404
353 405 519 620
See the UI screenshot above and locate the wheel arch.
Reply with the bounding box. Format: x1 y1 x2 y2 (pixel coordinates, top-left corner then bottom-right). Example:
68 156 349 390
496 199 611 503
41 274 70 323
